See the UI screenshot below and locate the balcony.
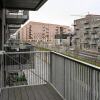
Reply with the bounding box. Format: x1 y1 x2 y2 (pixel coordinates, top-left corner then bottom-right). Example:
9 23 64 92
84 21 89 25
84 31 89 35
55 34 68 39
75 28 79 31
83 37 90 44
91 35 99 40
85 37 90 40
84 41 88 44
75 36 80 40
6 10 29 24
91 30 97 34
90 41 97 45
1 0 48 10
93 26 99 29
84 23 90 29
0 50 100 100
0 51 64 100
73 23 77 26
8 24 21 30
9 29 18 34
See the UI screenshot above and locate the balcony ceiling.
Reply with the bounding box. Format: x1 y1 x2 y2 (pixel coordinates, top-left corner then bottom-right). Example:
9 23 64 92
1 0 47 10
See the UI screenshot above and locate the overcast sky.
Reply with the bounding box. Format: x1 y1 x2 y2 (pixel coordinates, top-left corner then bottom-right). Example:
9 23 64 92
29 0 100 27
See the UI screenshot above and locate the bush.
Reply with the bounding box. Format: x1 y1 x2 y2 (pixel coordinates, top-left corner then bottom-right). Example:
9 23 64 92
16 74 27 82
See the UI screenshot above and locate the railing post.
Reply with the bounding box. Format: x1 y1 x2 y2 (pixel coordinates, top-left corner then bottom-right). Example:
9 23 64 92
1 52 5 88
49 52 52 83
1 8 6 88
92 70 96 100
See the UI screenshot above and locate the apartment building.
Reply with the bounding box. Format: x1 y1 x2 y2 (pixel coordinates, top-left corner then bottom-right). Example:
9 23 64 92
16 21 71 46
73 14 100 52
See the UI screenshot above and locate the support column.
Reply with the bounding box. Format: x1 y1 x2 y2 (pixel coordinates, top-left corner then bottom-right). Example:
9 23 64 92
1 8 6 88
2 9 5 51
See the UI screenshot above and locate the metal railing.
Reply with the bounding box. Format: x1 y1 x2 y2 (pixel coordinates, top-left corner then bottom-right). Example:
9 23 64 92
6 10 29 20
1 50 100 100
50 51 100 100
0 51 50 87
7 10 28 16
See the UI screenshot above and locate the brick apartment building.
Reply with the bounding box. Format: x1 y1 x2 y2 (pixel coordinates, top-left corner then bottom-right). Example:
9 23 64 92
73 14 100 52
16 21 71 46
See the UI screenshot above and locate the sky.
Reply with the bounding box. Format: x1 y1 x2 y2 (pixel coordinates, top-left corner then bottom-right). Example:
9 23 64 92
29 0 100 27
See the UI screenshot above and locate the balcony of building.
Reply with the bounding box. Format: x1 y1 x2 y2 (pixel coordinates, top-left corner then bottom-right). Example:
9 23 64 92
6 10 29 24
73 23 77 27
9 29 18 34
84 33 90 39
84 31 90 36
90 40 97 45
0 50 100 100
84 40 90 45
83 39 89 44
84 27 91 31
93 26 99 29
91 30 97 34
91 35 99 40
74 36 80 40
83 41 89 44
55 34 68 39
92 20 100 29
84 20 89 25
8 24 21 30
0 51 64 100
74 27 79 31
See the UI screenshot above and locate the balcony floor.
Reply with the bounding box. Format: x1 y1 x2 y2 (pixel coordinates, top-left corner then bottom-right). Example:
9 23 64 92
0 83 63 100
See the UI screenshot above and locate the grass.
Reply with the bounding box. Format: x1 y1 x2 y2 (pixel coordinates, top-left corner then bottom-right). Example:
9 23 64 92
35 47 51 51
35 46 100 67
64 51 100 67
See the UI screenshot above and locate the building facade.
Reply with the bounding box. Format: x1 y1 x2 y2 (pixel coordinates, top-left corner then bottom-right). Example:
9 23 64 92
73 14 100 52
16 21 71 46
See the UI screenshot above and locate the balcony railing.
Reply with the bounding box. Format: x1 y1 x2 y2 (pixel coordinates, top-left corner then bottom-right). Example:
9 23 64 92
91 35 99 40
1 51 100 100
1 51 50 87
84 31 89 35
8 24 21 29
91 30 97 34
6 10 29 24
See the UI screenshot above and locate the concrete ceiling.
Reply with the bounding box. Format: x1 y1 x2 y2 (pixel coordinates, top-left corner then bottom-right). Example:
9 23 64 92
1 0 47 10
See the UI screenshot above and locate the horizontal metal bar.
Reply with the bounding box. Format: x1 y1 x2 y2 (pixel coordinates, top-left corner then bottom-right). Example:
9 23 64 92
4 51 50 54
51 51 100 70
